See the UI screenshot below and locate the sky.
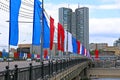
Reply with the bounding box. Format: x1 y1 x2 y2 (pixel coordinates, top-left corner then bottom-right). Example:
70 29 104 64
0 0 120 50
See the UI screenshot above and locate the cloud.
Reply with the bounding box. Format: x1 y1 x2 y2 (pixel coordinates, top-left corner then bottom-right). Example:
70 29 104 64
89 18 120 34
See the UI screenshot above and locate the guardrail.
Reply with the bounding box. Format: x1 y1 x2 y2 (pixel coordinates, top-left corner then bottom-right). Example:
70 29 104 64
0 58 90 80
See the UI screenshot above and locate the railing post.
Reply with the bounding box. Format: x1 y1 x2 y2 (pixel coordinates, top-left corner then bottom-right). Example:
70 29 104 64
48 60 51 77
5 66 9 80
29 63 32 80
61 60 62 72
14 65 18 80
56 60 58 73
51 60 53 75
41 61 44 79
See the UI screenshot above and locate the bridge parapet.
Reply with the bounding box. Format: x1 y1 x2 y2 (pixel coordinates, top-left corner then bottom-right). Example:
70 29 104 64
49 61 91 80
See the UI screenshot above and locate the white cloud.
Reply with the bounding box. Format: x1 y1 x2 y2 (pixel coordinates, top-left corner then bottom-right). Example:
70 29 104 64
89 18 120 34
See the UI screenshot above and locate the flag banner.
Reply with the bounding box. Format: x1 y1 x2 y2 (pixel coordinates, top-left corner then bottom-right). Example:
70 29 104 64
34 54 37 58
81 45 85 55
87 51 91 59
9 0 21 46
72 37 77 53
77 40 80 54
32 0 42 45
64 31 73 52
14 52 19 58
43 14 50 48
27 54 31 58
50 16 55 50
31 54 34 59
23 53 27 59
84 48 87 56
37 54 40 58
80 44 82 55
95 49 99 59
44 49 48 59
57 23 65 52
19 52 24 59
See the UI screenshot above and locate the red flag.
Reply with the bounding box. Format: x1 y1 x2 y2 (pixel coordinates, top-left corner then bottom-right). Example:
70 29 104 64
50 16 55 50
77 40 80 54
57 23 65 52
14 52 19 58
37 54 40 58
95 49 99 59
27 53 31 58
44 49 48 58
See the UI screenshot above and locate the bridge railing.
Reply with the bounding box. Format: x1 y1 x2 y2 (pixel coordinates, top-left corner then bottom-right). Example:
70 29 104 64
0 58 90 80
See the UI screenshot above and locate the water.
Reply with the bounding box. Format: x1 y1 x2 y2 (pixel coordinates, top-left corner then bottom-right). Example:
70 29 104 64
92 78 120 80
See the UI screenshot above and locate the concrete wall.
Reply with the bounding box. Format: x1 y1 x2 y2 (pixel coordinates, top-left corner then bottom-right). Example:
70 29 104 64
88 68 120 78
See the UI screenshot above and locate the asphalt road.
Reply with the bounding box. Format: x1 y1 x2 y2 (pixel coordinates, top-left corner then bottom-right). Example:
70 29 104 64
0 61 41 71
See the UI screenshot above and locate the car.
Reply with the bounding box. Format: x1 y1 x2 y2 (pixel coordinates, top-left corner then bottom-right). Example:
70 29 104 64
6 58 14 62
0 58 4 62
35 58 40 62
26 58 32 61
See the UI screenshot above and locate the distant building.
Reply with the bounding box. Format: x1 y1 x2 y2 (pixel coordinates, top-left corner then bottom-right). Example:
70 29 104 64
103 46 120 56
89 43 108 51
75 7 89 50
59 7 72 32
59 7 89 50
114 38 120 49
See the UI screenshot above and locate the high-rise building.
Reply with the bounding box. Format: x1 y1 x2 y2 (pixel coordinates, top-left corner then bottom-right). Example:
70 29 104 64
59 7 72 32
59 7 89 50
75 7 89 50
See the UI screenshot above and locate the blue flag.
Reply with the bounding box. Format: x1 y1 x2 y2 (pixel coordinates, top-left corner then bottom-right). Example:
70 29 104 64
72 37 77 53
43 14 50 48
32 0 42 45
81 45 85 55
9 0 21 46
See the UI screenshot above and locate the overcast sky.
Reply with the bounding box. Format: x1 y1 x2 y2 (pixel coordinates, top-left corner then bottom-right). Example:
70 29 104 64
0 0 120 50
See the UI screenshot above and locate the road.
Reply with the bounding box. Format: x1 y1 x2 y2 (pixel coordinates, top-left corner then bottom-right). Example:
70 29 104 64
0 61 41 71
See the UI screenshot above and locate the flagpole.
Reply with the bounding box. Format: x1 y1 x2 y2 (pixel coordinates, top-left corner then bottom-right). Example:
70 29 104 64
40 0 44 61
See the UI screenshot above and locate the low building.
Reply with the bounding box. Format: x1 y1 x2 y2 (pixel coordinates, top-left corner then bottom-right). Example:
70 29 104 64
103 46 120 56
89 43 108 51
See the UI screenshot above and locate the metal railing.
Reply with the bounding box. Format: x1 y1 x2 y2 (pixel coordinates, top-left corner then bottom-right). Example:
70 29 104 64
0 58 90 80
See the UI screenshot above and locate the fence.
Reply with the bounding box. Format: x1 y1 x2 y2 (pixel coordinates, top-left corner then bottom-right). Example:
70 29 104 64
93 60 117 68
0 58 89 80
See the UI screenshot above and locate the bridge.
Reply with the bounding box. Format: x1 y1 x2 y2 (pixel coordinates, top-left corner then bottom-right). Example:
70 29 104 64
0 57 92 80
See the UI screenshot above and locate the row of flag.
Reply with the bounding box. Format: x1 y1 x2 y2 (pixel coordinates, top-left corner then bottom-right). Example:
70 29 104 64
9 0 91 59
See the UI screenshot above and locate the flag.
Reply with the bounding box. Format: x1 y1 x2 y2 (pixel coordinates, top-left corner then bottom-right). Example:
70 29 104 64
80 44 82 55
32 0 42 45
57 23 65 52
95 49 99 59
43 14 50 48
77 40 80 54
9 0 21 46
19 52 24 59
31 54 34 59
14 52 19 58
87 51 91 59
44 49 48 59
27 54 31 58
50 16 55 50
64 31 73 52
81 45 85 55
84 48 87 56
72 37 77 53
